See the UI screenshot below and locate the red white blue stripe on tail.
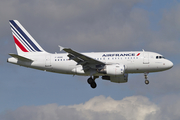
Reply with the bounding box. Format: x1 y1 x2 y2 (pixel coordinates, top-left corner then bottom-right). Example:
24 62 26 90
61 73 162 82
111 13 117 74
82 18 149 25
9 20 45 54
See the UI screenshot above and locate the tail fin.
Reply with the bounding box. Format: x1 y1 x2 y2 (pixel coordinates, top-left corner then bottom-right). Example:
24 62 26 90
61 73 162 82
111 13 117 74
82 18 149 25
9 20 47 55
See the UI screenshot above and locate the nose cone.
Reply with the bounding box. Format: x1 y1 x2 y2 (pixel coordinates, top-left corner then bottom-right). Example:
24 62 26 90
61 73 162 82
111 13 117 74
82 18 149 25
166 60 173 69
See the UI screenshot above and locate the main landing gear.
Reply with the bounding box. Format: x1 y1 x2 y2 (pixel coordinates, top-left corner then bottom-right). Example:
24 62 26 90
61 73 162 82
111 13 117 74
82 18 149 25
87 76 99 89
144 72 149 85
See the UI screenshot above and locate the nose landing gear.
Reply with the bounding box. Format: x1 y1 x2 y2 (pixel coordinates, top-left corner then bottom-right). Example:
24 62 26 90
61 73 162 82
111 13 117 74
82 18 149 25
144 72 149 85
87 76 99 89
145 80 149 84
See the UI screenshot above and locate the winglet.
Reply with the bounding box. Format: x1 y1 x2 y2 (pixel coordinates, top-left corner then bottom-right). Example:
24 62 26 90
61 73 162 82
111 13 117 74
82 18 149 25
58 45 64 51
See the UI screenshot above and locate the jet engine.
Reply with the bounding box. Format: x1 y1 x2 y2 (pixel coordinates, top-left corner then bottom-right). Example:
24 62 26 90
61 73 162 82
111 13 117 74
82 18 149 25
97 64 125 76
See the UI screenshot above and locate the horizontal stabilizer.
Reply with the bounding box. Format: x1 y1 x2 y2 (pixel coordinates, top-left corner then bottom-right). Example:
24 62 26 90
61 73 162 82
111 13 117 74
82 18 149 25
9 53 33 62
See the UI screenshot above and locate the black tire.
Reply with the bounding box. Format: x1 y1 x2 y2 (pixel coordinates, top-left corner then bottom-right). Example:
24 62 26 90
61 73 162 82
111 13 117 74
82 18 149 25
90 82 97 88
87 78 94 84
145 80 149 85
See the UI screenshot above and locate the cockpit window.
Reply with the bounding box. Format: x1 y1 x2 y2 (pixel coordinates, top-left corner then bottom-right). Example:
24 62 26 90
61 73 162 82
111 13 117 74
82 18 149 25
156 56 165 59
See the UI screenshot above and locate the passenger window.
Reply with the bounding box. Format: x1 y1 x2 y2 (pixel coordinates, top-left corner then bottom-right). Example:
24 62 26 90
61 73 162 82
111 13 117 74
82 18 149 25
156 56 158 59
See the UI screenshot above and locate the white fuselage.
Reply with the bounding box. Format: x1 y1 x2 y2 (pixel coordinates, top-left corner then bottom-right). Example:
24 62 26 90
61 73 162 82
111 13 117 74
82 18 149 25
8 51 173 76
7 20 174 88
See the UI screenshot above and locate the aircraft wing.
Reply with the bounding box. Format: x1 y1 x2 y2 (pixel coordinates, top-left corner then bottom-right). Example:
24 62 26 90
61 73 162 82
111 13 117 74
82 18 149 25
60 46 105 66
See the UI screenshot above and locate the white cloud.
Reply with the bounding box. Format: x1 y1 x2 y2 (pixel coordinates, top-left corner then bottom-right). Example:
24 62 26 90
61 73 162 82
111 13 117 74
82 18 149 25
145 93 180 120
1 95 158 120
2 95 180 120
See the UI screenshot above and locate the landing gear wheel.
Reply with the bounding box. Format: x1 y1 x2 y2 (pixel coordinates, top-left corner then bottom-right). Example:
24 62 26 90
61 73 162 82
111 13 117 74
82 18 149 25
145 80 149 85
90 82 97 88
87 77 94 84
144 72 149 85
87 76 98 89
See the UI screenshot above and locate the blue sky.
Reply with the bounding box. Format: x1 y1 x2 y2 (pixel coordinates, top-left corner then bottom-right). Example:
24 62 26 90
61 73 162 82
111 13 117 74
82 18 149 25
1 0 180 119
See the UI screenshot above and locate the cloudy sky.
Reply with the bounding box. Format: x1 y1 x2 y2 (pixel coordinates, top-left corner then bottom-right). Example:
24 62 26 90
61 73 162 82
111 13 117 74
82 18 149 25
1 0 180 119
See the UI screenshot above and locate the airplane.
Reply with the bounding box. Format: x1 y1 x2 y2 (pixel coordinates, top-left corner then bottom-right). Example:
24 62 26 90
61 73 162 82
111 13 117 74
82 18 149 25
7 20 173 89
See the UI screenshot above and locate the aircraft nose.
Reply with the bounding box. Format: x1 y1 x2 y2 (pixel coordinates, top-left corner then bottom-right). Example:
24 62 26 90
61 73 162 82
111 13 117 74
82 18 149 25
166 60 173 69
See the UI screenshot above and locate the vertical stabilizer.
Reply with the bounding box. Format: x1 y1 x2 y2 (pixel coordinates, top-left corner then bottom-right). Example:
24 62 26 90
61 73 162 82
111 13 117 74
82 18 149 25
9 20 47 55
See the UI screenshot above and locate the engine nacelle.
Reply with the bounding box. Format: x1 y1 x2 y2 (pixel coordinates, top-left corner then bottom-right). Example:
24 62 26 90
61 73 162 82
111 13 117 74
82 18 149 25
102 73 128 83
98 64 125 76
